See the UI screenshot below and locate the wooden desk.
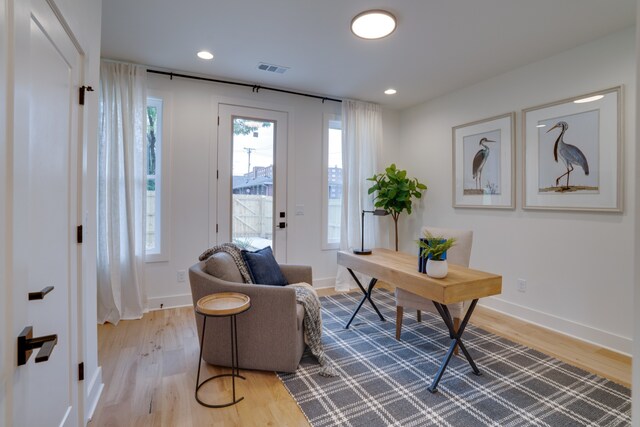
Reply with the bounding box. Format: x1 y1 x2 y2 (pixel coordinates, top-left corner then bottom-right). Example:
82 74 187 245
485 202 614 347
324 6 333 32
337 248 502 392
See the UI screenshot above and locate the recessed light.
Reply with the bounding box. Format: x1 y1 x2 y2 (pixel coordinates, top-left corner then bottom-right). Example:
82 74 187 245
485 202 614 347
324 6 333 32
351 10 396 40
197 51 214 60
536 124 546 128
574 95 604 104
384 88 397 95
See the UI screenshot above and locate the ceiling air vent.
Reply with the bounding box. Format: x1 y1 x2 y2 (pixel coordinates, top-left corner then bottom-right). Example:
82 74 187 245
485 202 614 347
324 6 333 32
257 62 289 74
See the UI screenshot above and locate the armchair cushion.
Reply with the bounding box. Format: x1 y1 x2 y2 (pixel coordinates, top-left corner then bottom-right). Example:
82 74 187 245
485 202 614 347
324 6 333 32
205 252 243 282
241 246 288 286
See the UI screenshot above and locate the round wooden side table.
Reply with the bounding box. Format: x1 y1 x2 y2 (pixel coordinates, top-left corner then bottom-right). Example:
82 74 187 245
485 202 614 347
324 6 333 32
195 292 251 408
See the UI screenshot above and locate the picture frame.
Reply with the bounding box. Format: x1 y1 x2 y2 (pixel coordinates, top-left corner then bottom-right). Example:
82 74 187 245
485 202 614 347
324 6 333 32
452 112 515 209
522 86 622 212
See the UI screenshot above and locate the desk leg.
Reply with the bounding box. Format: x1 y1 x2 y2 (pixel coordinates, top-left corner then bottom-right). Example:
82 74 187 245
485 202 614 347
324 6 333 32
428 299 480 393
344 268 385 329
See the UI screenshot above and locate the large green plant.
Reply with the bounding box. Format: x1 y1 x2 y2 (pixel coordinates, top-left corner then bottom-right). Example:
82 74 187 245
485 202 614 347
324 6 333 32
367 164 427 251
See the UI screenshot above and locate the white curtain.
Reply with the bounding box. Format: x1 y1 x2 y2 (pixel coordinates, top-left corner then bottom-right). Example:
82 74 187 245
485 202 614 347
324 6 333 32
335 100 383 291
97 61 147 324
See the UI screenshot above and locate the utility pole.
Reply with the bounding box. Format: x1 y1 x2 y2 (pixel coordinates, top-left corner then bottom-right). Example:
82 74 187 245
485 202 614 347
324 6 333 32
244 147 255 175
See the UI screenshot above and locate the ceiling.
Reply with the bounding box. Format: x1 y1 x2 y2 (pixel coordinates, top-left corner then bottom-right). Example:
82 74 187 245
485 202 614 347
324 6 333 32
101 0 636 110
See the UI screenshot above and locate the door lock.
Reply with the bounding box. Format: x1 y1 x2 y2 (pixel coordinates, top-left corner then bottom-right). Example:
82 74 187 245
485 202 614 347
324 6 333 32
277 222 286 229
17 326 58 366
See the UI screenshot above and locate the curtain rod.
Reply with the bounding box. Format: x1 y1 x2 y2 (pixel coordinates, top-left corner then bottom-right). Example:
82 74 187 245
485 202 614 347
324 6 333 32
146 69 342 104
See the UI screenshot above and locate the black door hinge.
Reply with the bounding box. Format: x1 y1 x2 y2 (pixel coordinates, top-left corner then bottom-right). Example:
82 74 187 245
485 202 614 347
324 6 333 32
217 116 220 125
77 225 83 244
78 362 84 381
216 224 219 233
79 85 94 105
216 170 219 179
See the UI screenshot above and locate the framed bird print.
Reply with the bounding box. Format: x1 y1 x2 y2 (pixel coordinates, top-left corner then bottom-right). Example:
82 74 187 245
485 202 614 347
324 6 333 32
523 86 622 212
453 112 515 209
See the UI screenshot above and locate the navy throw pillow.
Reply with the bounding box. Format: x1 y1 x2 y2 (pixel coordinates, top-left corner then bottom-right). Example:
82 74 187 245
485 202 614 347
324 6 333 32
241 246 288 286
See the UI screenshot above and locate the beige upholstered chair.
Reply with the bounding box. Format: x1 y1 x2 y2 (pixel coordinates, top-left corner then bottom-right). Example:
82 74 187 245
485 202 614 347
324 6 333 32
395 226 473 349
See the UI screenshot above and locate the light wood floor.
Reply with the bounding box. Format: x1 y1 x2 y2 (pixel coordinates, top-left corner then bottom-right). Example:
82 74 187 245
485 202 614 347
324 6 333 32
89 288 631 427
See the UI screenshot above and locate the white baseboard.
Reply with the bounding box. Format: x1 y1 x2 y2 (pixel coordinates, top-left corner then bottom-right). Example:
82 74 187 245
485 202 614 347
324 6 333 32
85 367 104 423
481 297 632 356
147 293 193 311
313 277 337 289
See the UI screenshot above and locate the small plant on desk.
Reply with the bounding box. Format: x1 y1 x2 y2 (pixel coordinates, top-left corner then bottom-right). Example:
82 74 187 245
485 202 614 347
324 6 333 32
418 231 456 278
418 232 456 261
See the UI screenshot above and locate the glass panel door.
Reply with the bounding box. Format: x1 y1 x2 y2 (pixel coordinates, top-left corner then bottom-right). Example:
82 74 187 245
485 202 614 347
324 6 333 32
231 117 275 250
217 104 288 261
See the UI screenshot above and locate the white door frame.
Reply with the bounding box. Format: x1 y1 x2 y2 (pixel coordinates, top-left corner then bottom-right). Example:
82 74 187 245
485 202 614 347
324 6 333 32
3 0 83 425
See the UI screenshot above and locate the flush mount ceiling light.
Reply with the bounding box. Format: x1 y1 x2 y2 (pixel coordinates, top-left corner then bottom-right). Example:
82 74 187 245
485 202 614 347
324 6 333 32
197 50 214 60
384 88 397 95
351 10 396 40
574 94 604 104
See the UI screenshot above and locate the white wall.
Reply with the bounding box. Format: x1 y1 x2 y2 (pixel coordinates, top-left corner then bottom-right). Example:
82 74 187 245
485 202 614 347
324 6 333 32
394 27 636 354
144 73 359 307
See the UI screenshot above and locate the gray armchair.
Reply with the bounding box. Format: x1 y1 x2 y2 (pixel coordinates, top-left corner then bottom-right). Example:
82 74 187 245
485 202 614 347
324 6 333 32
189 253 311 373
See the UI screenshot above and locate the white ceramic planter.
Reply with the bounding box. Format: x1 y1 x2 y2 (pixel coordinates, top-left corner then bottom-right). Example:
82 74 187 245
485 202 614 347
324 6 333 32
426 259 448 278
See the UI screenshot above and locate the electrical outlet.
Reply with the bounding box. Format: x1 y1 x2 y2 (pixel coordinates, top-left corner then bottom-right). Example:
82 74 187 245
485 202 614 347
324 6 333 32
177 270 186 283
517 279 527 293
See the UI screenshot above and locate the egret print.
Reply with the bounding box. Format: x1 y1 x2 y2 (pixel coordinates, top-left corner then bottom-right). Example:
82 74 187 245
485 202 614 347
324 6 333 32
463 130 501 195
546 121 589 189
537 110 599 193
472 137 494 190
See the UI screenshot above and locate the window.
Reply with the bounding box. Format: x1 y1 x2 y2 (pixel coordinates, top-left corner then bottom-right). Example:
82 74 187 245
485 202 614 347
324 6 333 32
322 114 342 249
145 95 171 261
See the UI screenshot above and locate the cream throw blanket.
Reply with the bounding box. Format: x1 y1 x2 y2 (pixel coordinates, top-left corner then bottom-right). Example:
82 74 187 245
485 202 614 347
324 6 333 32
288 283 338 377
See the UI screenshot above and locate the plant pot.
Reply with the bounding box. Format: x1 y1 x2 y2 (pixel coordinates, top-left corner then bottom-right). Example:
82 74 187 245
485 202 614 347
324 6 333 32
426 259 448 279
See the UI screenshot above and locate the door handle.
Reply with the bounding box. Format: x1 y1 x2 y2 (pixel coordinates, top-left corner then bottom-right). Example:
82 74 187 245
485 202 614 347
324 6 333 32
28 286 54 300
17 326 58 365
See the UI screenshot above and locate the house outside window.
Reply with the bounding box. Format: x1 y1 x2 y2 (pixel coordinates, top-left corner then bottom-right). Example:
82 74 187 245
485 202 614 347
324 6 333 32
322 114 342 249
145 95 171 261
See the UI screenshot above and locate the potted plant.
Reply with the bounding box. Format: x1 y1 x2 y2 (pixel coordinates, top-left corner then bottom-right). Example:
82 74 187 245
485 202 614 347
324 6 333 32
418 232 456 278
367 164 427 251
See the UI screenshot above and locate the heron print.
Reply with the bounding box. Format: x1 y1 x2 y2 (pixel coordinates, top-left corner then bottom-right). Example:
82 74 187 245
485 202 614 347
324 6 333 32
538 111 599 193
463 130 501 195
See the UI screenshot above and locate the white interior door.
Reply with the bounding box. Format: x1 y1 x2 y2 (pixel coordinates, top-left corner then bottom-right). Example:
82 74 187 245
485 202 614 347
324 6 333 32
9 1 82 425
217 104 288 261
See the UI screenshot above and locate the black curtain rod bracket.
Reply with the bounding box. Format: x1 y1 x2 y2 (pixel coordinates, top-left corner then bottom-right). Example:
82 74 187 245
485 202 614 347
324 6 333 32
147 69 341 103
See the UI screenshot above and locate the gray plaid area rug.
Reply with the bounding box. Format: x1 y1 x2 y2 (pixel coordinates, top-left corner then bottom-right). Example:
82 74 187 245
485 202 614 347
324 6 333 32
277 289 631 427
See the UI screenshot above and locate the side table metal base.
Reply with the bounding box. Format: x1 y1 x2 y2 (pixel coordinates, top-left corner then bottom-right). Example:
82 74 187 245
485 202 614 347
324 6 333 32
195 372 246 408
195 313 245 407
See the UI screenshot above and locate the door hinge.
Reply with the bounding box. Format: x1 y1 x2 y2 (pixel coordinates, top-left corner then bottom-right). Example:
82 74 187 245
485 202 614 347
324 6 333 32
216 170 219 179
216 224 219 233
78 85 94 106
76 225 83 244
78 362 84 381
217 116 220 126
